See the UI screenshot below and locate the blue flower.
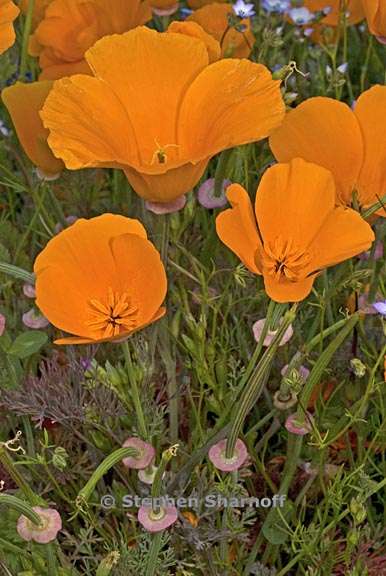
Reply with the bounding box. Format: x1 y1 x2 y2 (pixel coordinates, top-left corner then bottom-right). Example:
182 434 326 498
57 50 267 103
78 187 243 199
261 0 290 13
232 0 256 18
288 7 314 25
373 301 386 316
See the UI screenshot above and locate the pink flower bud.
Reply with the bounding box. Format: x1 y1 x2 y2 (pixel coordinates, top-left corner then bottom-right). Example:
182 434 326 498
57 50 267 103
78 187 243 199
281 364 310 381
22 283 36 298
197 178 231 209
285 413 312 436
22 308 49 329
137 504 178 532
17 507 62 544
208 438 248 472
122 437 155 470
145 195 186 214
54 215 78 234
252 318 293 346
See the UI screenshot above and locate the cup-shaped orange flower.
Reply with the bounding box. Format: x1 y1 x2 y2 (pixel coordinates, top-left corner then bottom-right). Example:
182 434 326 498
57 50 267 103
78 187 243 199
216 158 374 303
34 214 167 345
361 0 386 42
29 0 152 80
0 0 20 55
304 0 364 26
40 26 285 203
269 86 386 216
1 81 64 178
188 3 254 58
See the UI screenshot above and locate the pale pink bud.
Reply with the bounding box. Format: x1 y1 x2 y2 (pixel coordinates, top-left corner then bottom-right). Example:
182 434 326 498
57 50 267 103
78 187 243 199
145 195 186 214
122 437 155 470
197 178 230 209
22 308 49 329
152 3 179 16
22 283 36 298
252 318 293 346
208 438 248 472
137 504 178 532
285 413 312 436
0 313 5 336
17 507 62 544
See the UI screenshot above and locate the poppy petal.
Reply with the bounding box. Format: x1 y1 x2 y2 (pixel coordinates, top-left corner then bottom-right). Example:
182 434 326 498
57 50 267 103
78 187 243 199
41 74 140 170
109 233 168 327
308 207 375 273
1 81 64 175
0 0 19 55
35 215 147 338
84 27 209 169
269 97 363 205
167 20 221 63
263 274 315 303
354 85 386 211
179 59 285 161
216 184 261 273
255 158 336 252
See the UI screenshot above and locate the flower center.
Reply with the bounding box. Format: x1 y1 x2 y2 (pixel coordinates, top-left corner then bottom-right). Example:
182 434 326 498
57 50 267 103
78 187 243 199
86 287 138 338
259 236 311 282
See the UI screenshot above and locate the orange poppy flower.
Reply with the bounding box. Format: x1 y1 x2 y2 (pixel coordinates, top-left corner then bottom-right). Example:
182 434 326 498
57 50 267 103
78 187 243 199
361 0 386 41
0 0 20 55
34 214 167 345
167 21 221 63
19 0 52 29
1 81 64 177
29 0 152 80
269 86 386 216
40 26 285 203
304 0 364 26
187 3 254 59
216 158 374 303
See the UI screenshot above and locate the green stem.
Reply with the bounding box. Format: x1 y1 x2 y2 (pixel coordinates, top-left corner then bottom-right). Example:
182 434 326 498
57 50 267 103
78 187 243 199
19 0 35 78
225 304 297 458
0 262 34 284
121 341 148 440
145 532 163 576
0 494 42 525
214 149 233 197
151 445 178 511
0 448 41 505
45 543 58 576
76 446 137 509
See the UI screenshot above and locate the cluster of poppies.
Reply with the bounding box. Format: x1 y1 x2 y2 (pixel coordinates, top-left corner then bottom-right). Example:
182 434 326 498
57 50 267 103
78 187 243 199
0 1 384 345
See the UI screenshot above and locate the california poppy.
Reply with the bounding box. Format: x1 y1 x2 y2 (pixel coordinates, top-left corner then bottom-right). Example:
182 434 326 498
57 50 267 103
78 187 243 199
167 21 221 63
41 26 285 203
29 0 152 79
361 0 386 43
269 86 386 216
0 0 20 55
216 158 374 303
188 3 254 58
1 81 64 177
34 214 167 345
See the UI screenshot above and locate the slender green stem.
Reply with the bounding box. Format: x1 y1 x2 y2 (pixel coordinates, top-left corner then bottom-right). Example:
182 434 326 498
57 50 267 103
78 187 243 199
0 494 42 525
121 340 148 440
0 262 34 284
214 149 233 197
145 532 163 576
151 444 178 512
225 304 297 458
19 0 35 78
0 448 41 505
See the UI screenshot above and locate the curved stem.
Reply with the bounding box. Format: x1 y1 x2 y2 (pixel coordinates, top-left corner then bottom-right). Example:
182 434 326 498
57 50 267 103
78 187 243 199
121 340 148 440
225 304 297 458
